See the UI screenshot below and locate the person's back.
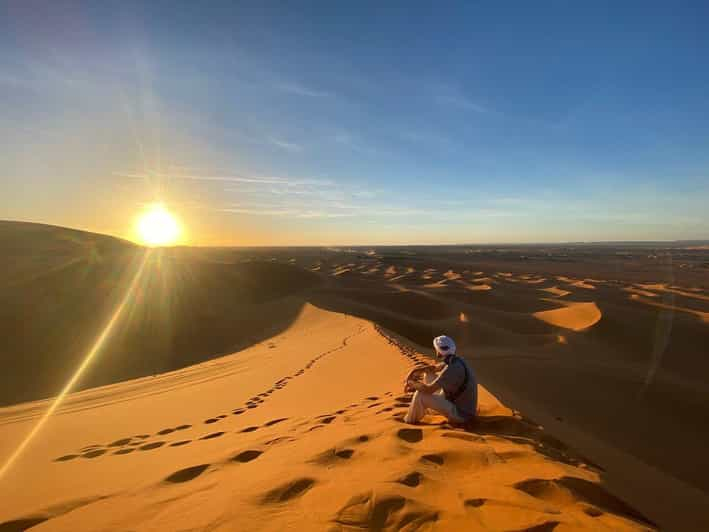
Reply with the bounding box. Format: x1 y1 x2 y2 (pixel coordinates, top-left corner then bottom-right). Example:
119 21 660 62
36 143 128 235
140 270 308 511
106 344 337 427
435 354 477 420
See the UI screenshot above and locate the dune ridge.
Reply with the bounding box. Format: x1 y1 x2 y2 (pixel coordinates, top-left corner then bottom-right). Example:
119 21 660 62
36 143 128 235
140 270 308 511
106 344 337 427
0 303 656 531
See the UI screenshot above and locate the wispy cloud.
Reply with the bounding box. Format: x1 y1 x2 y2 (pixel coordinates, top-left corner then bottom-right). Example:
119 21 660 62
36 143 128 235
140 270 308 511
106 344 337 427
430 83 487 113
269 137 303 153
275 82 331 98
113 171 328 187
221 207 354 219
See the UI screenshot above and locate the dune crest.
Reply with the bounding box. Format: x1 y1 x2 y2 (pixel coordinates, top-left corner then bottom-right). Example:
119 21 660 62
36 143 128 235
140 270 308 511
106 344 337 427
539 286 571 297
0 304 653 531
533 301 602 331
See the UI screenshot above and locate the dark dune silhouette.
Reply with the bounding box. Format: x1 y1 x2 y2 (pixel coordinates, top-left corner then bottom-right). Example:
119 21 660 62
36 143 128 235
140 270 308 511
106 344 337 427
0 221 318 405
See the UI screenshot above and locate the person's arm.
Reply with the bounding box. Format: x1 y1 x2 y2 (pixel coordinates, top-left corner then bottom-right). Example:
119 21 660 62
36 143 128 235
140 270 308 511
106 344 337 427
409 379 441 395
404 364 438 382
409 362 454 394
404 362 446 392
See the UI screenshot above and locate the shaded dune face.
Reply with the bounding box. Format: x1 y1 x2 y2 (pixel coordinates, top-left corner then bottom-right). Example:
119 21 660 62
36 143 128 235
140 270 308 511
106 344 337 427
0 288 666 531
0 222 320 405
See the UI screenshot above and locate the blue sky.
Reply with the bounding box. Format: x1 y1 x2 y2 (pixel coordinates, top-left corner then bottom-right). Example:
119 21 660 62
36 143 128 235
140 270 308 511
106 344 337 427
1 1 708 245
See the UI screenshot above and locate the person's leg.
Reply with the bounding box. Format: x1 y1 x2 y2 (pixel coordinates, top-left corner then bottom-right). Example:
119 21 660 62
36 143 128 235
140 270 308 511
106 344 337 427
420 393 464 423
403 389 427 424
404 372 464 424
404 370 436 424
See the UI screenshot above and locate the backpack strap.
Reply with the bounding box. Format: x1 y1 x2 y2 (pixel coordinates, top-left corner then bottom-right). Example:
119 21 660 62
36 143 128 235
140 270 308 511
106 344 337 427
445 356 469 403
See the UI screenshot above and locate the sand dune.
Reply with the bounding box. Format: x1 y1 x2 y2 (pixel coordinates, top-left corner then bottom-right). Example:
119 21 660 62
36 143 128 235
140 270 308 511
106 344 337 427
623 287 658 298
533 301 602 331
0 223 319 406
636 283 709 302
443 269 462 281
629 294 709 324
464 282 493 291
4 223 708 530
539 286 571 297
0 305 653 531
570 280 596 290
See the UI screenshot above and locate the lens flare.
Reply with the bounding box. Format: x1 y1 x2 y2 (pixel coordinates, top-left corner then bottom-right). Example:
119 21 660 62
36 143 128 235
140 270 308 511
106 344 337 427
0 250 150 480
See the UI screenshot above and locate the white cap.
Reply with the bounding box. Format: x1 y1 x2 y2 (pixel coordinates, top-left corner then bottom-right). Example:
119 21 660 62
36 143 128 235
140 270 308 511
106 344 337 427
433 335 456 356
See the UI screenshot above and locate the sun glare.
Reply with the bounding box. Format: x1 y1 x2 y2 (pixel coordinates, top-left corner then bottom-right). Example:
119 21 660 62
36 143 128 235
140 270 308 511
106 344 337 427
136 204 181 246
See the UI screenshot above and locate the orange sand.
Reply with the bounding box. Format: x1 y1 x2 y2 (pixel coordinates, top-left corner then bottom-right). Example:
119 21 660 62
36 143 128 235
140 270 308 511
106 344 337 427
0 304 651 531
533 301 602 331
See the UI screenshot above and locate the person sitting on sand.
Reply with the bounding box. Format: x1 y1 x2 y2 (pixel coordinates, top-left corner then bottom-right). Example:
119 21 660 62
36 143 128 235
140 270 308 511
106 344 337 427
403 335 477 425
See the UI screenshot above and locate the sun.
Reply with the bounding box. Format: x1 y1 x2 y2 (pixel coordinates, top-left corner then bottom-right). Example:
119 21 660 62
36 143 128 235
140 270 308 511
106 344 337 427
136 203 181 246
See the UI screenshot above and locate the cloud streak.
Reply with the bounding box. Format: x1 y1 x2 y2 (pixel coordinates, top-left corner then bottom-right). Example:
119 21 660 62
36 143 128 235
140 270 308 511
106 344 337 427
113 171 329 187
269 137 303 153
275 82 331 98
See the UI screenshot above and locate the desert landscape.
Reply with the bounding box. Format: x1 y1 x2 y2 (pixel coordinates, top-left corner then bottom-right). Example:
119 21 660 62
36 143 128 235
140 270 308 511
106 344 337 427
4 3 709 530
1 222 708 531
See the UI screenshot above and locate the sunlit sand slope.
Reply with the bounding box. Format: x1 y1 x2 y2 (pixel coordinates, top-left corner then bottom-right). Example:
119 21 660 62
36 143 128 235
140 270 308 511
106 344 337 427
533 301 602 331
0 305 652 531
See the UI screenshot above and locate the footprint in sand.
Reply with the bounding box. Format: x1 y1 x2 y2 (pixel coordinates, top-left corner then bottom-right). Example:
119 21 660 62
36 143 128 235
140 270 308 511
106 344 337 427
232 450 263 463
464 498 486 508
397 428 423 443
263 417 288 427
169 440 192 447
54 454 79 462
311 447 355 465
204 418 221 424
397 471 422 487
164 464 209 483
420 453 444 465
261 478 316 503
157 428 175 435
139 441 165 451
199 432 225 440
82 449 107 459
109 438 132 447
239 426 259 433
113 448 135 455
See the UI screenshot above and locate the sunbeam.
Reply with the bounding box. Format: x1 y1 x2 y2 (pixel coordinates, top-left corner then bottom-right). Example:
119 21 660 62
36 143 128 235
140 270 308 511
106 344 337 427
0 249 151 480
